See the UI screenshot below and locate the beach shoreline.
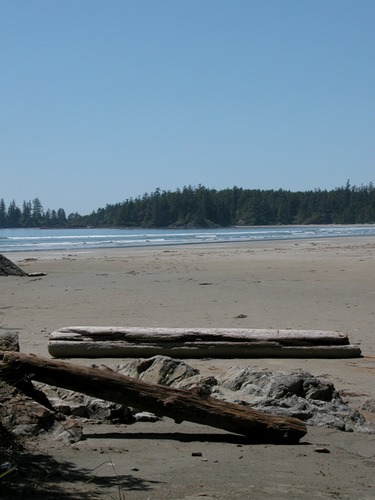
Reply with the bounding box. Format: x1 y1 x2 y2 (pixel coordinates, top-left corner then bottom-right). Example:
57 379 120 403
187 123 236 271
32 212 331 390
1 236 375 498
2 224 375 255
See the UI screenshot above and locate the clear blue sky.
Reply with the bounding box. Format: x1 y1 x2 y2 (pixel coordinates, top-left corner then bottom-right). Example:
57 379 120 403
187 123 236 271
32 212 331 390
1 0 374 215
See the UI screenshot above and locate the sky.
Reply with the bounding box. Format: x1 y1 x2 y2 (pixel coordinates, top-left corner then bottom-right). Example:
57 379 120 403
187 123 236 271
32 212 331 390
1 0 374 215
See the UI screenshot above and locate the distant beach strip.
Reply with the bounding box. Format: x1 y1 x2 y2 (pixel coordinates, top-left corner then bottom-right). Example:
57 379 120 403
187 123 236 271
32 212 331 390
1 225 375 253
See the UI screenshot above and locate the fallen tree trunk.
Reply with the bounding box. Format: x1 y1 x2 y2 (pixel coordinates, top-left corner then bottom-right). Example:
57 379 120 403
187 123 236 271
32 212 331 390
50 326 351 344
48 327 361 358
48 340 361 359
0 352 307 444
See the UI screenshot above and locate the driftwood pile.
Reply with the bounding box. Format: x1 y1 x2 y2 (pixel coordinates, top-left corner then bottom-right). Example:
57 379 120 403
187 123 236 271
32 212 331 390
48 326 361 359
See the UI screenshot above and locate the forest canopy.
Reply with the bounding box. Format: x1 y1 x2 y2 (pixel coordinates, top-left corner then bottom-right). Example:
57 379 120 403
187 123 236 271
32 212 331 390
1 183 375 229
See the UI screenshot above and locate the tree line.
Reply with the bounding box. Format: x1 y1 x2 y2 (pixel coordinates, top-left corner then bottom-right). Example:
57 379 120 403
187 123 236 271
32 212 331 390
1 182 375 229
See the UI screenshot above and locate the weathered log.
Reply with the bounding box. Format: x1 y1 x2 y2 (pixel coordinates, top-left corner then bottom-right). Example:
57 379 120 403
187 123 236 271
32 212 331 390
0 352 307 443
48 340 361 359
50 326 351 344
48 327 361 358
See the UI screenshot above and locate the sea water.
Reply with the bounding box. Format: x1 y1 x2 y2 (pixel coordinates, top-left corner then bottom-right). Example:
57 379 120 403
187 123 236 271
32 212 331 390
0 226 374 253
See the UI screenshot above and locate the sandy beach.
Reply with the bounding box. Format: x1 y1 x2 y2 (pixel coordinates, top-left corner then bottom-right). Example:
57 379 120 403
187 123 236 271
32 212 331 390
1 237 375 499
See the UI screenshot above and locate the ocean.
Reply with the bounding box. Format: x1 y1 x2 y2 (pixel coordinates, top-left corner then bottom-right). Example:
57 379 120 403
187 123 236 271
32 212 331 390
1 225 375 253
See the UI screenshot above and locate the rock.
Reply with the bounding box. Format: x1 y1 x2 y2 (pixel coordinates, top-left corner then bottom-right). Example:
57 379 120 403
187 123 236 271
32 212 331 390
0 254 26 276
85 398 132 423
52 417 83 443
174 375 217 396
118 355 199 385
69 403 89 418
47 398 71 415
36 383 133 424
0 380 55 437
213 366 373 433
0 333 19 352
116 356 374 433
362 399 375 413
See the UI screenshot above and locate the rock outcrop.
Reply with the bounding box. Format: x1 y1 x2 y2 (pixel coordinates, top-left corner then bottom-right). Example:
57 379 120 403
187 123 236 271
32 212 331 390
118 356 374 433
0 254 26 276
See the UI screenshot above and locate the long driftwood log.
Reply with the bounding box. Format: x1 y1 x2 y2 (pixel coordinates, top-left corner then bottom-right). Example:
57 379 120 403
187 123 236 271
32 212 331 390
48 327 361 358
0 351 307 444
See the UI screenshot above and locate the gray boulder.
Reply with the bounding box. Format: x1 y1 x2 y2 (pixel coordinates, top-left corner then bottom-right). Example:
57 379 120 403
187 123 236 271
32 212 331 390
116 356 374 433
213 366 372 433
118 355 199 385
0 254 26 276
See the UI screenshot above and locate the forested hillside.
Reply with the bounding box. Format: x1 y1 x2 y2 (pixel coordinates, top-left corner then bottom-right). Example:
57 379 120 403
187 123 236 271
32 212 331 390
1 183 375 229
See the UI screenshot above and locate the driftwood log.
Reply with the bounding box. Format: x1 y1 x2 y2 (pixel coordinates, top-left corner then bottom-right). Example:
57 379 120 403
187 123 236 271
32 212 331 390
0 352 307 443
48 327 361 358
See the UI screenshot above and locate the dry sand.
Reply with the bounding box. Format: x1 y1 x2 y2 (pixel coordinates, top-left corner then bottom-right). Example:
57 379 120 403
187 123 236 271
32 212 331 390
1 237 375 499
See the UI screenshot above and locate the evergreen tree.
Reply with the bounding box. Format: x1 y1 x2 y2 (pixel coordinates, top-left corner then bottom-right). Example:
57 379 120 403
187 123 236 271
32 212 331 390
7 200 22 227
32 198 44 226
57 208 67 225
0 198 6 227
21 201 33 226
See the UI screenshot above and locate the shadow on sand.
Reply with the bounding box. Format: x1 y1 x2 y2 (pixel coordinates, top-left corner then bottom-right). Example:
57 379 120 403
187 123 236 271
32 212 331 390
1 448 163 499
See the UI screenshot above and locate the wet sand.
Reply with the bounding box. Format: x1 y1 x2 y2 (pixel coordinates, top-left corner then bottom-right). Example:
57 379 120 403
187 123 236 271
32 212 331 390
1 237 375 498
